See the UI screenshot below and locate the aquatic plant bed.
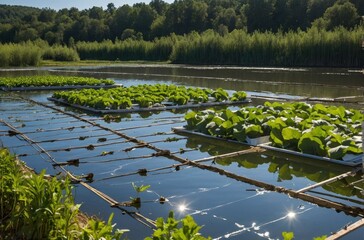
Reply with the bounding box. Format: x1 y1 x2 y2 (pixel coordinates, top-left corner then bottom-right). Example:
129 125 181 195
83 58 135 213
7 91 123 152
48 84 250 114
0 75 117 91
179 101 363 165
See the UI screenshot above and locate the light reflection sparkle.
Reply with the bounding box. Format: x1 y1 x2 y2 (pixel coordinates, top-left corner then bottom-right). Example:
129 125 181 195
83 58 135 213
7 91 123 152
287 211 296 219
178 203 187 212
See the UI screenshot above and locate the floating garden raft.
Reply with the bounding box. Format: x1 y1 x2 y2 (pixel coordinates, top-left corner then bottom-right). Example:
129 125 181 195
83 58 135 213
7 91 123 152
173 101 363 166
0 75 118 91
48 84 250 114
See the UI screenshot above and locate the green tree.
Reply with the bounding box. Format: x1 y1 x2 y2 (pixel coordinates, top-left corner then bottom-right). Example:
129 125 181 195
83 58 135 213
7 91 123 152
245 0 276 32
38 8 56 22
322 0 360 30
132 4 157 39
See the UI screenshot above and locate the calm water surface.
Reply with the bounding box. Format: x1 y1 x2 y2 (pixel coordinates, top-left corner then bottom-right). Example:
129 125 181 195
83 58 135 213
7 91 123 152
0 65 363 239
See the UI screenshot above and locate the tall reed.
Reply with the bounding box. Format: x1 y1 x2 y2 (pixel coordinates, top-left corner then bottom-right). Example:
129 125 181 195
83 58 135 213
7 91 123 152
0 42 42 67
171 27 364 67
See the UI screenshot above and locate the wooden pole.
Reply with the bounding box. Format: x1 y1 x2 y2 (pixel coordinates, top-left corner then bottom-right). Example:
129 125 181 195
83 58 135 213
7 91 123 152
326 218 364 240
296 169 360 193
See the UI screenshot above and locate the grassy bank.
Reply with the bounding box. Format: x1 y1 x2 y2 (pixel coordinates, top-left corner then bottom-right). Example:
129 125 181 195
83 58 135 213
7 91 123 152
0 148 124 239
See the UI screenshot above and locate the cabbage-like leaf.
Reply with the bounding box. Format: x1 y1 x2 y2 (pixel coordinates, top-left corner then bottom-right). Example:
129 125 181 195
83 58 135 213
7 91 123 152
245 124 263 138
328 145 347 159
233 124 246 142
298 134 327 157
281 127 301 150
185 111 198 128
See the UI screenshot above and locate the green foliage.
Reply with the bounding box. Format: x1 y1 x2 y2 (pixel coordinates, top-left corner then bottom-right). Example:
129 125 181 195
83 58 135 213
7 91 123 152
0 75 114 88
282 232 294 240
81 213 125 240
52 84 247 110
0 148 124 239
145 211 211 240
0 1 363 67
132 182 151 194
185 101 363 160
171 27 364 67
0 42 42 67
42 45 80 62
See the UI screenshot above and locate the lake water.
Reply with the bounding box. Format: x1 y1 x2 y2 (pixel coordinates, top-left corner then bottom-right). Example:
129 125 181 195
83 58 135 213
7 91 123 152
0 65 363 239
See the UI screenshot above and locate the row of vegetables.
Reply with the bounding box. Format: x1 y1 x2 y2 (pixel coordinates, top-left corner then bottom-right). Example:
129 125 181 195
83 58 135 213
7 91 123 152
185 101 363 160
51 84 248 109
0 76 115 87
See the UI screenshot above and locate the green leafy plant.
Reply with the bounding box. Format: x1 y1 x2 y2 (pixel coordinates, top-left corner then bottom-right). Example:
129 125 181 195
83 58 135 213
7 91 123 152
130 182 151 207
282 232 294 240
145 211 211 240
0 148 124 239
184 101 363 160
51 84 248 110
81 213 126 240
0 75 114 88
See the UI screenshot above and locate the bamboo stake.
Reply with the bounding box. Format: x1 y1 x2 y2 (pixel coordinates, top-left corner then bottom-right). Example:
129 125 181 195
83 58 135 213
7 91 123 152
45 139 130 152
114 120 184 132
8 125 95 135
326 218 364 240
308 190 364 206
193 147 265 163
296 169 360 193
70 148 196 164
5 115 72 123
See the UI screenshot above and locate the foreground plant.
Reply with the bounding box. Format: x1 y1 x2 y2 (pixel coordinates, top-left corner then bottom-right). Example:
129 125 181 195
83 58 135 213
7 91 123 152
0 148 124 239
145 211 211 240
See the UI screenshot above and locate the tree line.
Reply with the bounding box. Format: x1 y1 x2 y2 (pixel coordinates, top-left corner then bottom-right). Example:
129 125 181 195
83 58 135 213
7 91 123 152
0 0 362 44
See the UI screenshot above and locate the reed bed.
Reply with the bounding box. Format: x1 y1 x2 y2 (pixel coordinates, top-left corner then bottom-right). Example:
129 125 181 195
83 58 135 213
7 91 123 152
0 27 362 68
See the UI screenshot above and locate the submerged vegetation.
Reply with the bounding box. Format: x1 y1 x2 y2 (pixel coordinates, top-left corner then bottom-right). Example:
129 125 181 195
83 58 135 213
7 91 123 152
185 101 363 160
0 75 115 88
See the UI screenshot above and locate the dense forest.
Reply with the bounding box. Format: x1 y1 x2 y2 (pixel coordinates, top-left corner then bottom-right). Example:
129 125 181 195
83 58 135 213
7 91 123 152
0 0 362 43
0 0 363 67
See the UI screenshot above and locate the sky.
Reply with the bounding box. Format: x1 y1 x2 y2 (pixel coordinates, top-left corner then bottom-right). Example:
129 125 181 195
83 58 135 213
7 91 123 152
0 0 173 10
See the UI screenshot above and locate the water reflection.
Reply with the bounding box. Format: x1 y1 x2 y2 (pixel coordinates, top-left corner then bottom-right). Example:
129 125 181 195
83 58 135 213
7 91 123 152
76 65 364 98
184 136 364 201
216 207 313 240
1 65 363 99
